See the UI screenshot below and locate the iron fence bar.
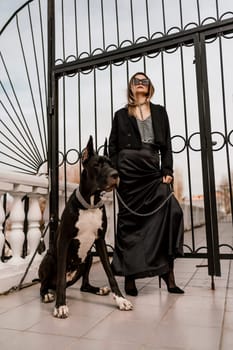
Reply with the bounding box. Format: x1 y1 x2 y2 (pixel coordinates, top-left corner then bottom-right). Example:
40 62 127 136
0 136 39 171
115 0 120 47
215 0 220 20
184 253 207 258
0 0 34 34
22 195 29 258
93 68 98 149
145 0 150 38
0 100 41 166
1 194 7 261
217 36 233 222
61 0 65 60
110 64 114 123
87 0 92 54
0 150 39 172
53 18 233 77
62 76 68 204
201 33 221 277
28 4 47 160
47 0 59 249
179 0 184 29
194 33 221 277
161 0 166 33
0 55 42 165
126 60 129 85
16 14 44 162
143 55 146 73
195 34 216 275
77 72 82 164
38 0 48 153
74 0 79 57
161 51 166 107
100 0 106 50
179 45 196 252
184 253 233 259
196 0 201 26
130 0 135 43
0 160 36 174
109 64 118 240
0 124 34 166
0 96 42 167
220 254 233 259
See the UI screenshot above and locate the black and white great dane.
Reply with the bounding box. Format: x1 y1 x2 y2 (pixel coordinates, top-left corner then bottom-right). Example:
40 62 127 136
38 136 133 318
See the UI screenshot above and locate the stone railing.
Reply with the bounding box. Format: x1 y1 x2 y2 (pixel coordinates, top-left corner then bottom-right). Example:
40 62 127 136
181 203 205 231
0 171 47 293
0 170 115 294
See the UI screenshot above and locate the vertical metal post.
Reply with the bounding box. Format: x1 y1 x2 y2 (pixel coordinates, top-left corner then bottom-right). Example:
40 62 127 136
194 33 221 282
47 0 59 249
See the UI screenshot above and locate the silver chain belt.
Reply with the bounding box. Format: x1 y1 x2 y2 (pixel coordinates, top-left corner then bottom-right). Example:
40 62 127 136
115 189 173 217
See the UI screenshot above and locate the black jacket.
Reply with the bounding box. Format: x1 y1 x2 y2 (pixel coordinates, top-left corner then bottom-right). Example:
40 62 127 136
109 103 173 177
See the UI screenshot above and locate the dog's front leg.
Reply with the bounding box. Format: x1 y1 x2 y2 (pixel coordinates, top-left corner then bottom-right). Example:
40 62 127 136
81 253 110 295
95 238 133 311
54 243 69 318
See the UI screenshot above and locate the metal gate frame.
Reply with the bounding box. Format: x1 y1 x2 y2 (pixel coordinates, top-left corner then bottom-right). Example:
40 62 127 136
47 0 233 279
194 32 221 278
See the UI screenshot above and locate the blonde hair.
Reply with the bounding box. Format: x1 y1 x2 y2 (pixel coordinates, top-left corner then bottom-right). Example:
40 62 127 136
127 72 155 117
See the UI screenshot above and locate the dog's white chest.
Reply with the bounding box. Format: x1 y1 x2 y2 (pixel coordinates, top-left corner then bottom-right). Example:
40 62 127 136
75 208 103 262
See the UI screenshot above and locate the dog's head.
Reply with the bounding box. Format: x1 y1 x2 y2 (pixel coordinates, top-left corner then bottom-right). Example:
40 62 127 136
81 136 119 193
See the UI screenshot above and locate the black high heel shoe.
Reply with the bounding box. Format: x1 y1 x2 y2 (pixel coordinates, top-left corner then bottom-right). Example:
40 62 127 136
159 272 184 294
124 277 138 296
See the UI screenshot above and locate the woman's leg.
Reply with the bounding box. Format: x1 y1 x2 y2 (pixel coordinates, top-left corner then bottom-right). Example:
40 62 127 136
124 276 138 296
159 259 184 294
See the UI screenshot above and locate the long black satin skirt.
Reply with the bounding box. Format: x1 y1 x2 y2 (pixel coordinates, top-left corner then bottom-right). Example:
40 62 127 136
112 146 184 279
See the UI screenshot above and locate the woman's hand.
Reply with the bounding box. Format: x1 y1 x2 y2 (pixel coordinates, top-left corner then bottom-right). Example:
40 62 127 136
162 175 173 184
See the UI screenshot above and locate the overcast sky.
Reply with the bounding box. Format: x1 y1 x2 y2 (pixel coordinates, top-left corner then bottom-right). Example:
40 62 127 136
0 0 26 29
1 1 232 198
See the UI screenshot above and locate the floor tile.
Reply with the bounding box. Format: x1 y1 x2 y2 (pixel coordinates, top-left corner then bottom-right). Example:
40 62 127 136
67 337 142 350
221 329 233 350
84 313 157 344
146 324 221 350
0 330 76 350
0 223 232 350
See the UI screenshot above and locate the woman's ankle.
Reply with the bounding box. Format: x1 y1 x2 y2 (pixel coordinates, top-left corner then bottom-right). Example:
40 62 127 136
124 277 138 296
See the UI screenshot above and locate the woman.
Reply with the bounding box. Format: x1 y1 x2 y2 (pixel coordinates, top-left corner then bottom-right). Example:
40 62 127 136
109 72 184 296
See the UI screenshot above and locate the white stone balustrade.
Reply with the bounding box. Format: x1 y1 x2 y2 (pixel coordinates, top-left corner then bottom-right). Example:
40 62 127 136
0 169 207 294
0 170 76 293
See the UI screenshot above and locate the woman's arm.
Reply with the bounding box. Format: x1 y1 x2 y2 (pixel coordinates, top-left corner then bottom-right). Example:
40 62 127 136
108 113 119 168
160 107 173 180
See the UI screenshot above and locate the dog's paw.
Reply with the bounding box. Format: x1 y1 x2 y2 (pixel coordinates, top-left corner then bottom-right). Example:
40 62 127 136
97 286 111 295
53 305 69 318
42 293 55 303
113 294 133 311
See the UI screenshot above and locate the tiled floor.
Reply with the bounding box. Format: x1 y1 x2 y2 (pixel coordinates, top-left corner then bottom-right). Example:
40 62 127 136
0 256 233 350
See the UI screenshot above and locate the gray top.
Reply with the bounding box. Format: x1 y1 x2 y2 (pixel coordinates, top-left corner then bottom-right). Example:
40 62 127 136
136 115 155 144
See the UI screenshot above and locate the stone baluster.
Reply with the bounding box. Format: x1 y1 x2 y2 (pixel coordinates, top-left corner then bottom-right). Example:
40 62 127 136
0 198 5 267
26 196 42 260
8 195 25 264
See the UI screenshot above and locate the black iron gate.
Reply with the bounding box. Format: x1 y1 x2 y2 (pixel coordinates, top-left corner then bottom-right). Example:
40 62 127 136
47 1 233 281
1 0 233 283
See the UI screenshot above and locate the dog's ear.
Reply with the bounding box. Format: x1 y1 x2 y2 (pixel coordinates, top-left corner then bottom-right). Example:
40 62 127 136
103 138 108 157
82 135 95 163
